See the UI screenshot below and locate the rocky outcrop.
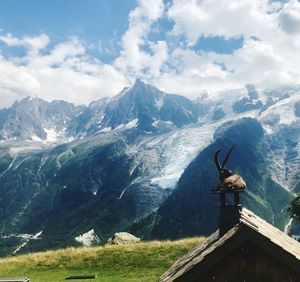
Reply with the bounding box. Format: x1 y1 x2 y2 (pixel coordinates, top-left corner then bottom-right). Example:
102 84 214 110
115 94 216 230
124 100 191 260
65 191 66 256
75 229 101 247
107 232 140 245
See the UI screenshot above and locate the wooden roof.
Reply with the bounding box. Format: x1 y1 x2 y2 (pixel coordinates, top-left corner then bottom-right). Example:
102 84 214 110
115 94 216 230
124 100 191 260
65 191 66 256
158 208 300 282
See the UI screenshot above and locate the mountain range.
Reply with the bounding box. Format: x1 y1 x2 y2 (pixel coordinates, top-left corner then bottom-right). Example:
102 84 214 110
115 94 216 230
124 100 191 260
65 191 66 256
0 80 299 256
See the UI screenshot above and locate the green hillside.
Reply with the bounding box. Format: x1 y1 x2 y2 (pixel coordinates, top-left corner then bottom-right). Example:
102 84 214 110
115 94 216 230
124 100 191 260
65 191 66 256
0 237 204 282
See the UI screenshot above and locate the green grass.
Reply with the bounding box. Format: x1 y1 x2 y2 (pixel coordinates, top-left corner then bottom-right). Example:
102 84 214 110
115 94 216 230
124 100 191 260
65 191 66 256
0 237 204 282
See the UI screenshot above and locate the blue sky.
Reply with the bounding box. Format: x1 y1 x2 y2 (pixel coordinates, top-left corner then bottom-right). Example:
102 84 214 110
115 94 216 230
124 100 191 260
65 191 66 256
0 0 243 61
0 0 134 39
0 0 136 62
0 0 299 107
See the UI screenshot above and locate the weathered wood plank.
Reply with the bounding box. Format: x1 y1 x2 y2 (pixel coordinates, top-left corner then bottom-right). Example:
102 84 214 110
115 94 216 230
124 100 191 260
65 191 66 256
0 278 30 282
65 275 96 280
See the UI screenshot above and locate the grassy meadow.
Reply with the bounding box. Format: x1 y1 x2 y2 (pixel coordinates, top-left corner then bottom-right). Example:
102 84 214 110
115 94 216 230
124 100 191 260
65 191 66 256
0 237 204 282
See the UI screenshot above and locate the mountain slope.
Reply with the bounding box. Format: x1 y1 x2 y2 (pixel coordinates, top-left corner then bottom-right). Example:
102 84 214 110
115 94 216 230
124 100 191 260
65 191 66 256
131 118 293 240
0 237 204 282
0 131 171 255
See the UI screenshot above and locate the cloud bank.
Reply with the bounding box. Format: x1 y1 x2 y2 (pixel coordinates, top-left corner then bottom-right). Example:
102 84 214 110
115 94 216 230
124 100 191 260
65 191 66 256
1 0 300 107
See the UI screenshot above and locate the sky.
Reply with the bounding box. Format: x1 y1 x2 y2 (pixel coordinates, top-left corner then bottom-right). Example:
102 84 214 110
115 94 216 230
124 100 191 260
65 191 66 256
0 0 299 108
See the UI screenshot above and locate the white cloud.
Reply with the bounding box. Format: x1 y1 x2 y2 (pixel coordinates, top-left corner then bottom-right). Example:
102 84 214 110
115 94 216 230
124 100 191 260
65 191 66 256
150 0 300 97
2 0 300 108
154 48 236 98
0 33 49 56
114 0 168 79
27 37 85 67
0 36 128 108
167 0 279 44
279 0 300 34
0 0 168 108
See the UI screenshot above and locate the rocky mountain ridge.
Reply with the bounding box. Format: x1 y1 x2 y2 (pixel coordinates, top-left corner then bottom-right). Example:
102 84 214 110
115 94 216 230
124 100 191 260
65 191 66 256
0 97 84 142
0 80 299 256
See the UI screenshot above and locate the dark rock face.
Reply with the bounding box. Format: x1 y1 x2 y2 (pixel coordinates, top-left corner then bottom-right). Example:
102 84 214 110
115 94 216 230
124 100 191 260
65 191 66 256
232 97 263 113
211 108 226 121
67 97 110 136
232 85 263 114
102 79 200 129
295 101 300 118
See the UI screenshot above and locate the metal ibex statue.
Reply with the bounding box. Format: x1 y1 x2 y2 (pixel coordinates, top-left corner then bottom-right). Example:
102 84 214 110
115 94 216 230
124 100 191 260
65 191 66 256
214 145 246 193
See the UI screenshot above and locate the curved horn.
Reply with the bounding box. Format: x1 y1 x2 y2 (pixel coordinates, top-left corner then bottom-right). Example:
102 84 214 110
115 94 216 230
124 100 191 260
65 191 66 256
221 145 236 169
214 149 222 172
